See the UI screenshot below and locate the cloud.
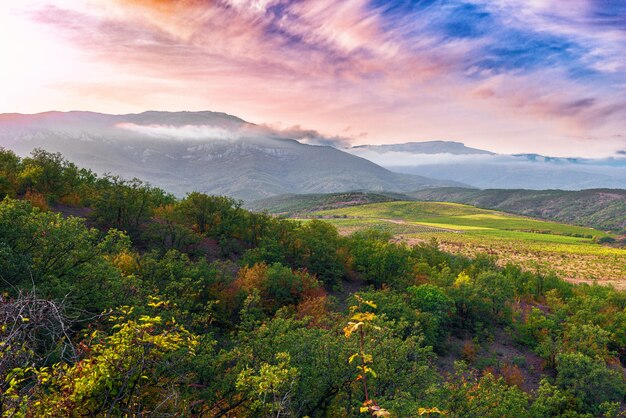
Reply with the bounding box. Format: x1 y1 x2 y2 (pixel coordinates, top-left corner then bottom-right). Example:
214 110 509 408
115 122 244 140
115 120 357 147
3 0 625 157
261 125 355 147
346 148 626 169
346 149 502 167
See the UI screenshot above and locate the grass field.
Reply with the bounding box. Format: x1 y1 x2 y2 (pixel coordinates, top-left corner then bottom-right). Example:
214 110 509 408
309 201 626 288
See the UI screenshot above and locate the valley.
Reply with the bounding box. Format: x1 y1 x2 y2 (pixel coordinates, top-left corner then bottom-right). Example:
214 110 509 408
301 201 626 288
5 0 626 415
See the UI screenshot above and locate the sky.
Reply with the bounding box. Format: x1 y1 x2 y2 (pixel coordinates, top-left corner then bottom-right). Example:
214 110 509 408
1 0 625 157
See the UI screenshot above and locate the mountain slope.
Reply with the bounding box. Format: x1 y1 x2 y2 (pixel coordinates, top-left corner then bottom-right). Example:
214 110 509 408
247 191 412 214
0 111 462 201
407 188 626 233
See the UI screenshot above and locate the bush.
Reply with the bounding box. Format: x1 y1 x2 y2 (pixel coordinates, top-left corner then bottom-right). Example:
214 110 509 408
596 236 616 244
556 352 625 414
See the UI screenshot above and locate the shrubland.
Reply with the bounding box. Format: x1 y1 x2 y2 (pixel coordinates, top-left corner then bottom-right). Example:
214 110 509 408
1 148 625 417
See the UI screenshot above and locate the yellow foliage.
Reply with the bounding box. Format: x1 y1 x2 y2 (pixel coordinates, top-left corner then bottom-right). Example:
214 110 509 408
238 262 269 291
454 272 471 288
111 251 139 276
418 407 445 416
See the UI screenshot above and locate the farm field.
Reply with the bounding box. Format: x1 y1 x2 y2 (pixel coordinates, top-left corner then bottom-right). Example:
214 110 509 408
310 201 626 288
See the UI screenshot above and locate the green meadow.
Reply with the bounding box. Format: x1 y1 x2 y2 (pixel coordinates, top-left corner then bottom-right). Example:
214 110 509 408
310 201 626 287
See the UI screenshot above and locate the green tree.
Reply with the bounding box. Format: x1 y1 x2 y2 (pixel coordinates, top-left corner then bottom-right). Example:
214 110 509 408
175 192 243 237
408 284 455 349
18 149 91 204
27 308 199 416
555 352 625 414
0 147 21 198
444 362 530 418
236 352 299 417
93 175 173 234
348 230 413 288
293 220 346 288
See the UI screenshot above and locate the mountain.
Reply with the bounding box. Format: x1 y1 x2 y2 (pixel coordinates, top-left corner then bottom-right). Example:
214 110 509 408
351 141 494 155
346 141 626 190
407 187 626 233
0 111 462 201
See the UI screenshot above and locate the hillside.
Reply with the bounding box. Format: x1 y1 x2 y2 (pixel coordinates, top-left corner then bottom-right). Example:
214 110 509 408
0 111 461 201
406 188 626 233
2 149 626 417
250 189 626 234
246 191 412 214
311 201 626 287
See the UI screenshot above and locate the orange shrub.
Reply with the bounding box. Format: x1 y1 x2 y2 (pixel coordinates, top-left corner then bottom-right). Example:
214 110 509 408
24 190 48 211
237 263 269 292
501 363 525 388
296 296 331 327
461 340 477 363
237 263 324 312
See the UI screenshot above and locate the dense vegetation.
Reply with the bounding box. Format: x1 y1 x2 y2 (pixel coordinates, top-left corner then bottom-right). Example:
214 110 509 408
305 201 626 286
2 148 626 417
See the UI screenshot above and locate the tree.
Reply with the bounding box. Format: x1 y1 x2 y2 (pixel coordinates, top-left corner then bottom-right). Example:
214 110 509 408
408 284 455 349
344 295 390 417
348 231 413 288
175 192 243 237
0 198 125 313
93 175 173 234
530 379 582 417
27 308 199 416
142 203 199 252
18 149 90 204
238 262 322 312
292 220 345 287
444 362 530 418
555 352 625 414
0 147 21 198
236 352 299 417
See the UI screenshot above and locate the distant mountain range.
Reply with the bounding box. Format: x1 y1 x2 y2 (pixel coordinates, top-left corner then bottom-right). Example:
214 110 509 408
3 111 624 198
0 111 460 201
346 141 626 190
351 141 494 155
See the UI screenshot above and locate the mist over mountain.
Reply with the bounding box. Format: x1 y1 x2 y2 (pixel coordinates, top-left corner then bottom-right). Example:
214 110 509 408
0 111 461 201
346 142 626 190
351 141 494 155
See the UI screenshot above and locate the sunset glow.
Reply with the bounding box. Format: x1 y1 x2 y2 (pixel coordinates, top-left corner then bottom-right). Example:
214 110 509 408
1 0 625 157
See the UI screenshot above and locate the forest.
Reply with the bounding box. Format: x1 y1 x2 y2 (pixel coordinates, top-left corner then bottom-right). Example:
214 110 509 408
1 148 625 417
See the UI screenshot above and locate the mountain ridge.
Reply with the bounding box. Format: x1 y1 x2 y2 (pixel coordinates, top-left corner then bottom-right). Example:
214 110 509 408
350 140 494 155
0 111 463 201
346 141 626 190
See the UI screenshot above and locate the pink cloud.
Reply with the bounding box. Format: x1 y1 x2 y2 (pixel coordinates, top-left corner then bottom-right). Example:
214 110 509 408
2 0 624 157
